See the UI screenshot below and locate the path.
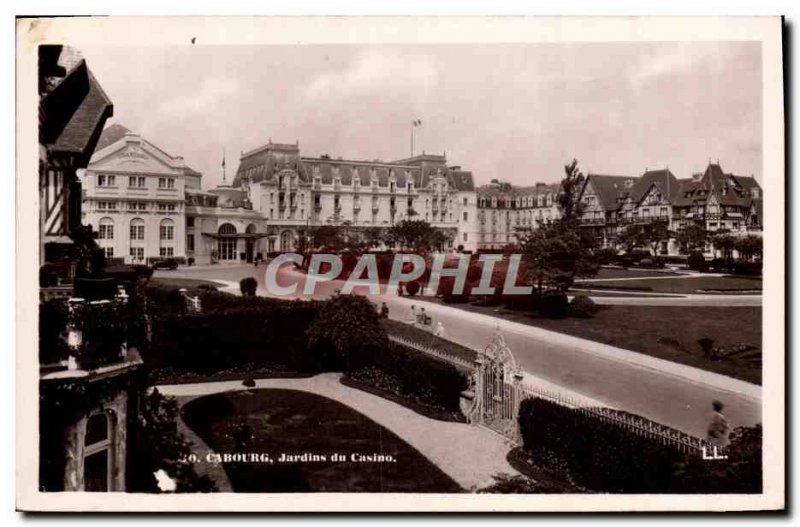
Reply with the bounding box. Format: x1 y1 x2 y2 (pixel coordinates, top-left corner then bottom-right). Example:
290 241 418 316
158 373 518 491
158 264 762 437
172 396 234 492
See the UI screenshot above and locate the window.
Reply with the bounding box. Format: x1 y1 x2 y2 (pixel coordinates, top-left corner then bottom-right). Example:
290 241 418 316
158 178 176 189
463 233 468 242
128 176 146 188
98 218 114 240
157 203 177 212
463 211 468 222
130 218 145 241
83 412 113 492
97 175 115 187
187 217 194 228
129 247 144 261
160 220 174 241
160 247 174 257
463 197 468 206
187 234 194 251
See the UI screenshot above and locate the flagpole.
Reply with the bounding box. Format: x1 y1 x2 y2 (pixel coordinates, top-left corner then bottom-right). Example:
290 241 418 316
410 122 414 157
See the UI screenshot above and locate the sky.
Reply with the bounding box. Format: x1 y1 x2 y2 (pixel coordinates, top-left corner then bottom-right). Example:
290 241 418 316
79 42 762 190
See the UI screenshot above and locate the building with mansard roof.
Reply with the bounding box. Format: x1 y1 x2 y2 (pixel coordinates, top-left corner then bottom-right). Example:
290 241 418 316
475 180 561 249
232 141 480 255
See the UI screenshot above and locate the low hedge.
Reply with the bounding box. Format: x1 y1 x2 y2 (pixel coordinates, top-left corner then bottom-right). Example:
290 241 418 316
346 343 468 412
519 397 763 493
519 397 687 493
147 301 320 375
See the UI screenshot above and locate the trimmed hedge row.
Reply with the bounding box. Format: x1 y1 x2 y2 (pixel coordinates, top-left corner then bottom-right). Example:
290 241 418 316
519 397 763 493
147 301 320 374
519 397 684 492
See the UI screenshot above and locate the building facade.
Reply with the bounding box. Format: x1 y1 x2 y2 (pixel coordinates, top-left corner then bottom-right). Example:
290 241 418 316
234 141 480 253
81 126 196 263
577 163 763 254
475 180 561 249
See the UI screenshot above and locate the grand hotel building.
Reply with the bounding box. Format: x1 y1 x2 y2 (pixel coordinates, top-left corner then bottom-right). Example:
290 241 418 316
81 125 762 264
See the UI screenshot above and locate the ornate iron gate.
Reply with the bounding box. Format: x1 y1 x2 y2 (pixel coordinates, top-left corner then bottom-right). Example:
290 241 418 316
466 330 525 443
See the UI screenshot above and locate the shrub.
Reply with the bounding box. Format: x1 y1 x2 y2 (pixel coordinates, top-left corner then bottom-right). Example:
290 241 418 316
346 342 467 412
306 294 388 370
518 397 685 493
732 261 762 276
503 293 538 312
697 338 715 358
131 389 216 493
569 295 597 318
639 258 654 268
593 247 618 266
242 377 256 388
687 251 709 272
239 277 258 296
536 291 568 319
187 257 195 266
405 280 421 296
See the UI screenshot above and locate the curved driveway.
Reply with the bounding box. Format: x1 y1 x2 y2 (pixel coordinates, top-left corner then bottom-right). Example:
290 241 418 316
157 263 762 437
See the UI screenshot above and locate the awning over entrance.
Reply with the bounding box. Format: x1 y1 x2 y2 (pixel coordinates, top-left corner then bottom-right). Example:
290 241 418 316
201 232 272 239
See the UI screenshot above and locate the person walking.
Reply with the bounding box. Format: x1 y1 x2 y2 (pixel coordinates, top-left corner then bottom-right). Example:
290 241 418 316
379 302 389 319
706 400 731 449
434 321 446 338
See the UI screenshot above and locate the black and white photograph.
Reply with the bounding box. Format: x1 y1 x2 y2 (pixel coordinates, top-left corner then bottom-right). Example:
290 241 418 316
15 15 785 512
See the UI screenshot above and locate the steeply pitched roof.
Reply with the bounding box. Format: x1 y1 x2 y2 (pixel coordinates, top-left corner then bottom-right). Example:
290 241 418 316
233 141 475 191
631 168 681 204
583 174 634 211
44 62 114 160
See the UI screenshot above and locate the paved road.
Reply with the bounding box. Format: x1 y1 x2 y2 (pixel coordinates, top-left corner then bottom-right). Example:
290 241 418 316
157 263 762 437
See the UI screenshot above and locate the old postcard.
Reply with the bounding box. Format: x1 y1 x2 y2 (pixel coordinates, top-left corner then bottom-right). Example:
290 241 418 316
16 16 785 512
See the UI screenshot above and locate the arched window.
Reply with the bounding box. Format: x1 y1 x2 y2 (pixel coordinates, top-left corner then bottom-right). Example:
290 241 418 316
245 223 257 234
98 217 114 240
219 223 237 235
218 223 238 260
83 412 114 492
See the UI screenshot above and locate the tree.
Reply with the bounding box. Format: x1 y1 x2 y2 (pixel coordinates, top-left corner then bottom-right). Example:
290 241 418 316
520 159 598 293
308 225 346 251
361 227 387 250
675 224 708 254
618 220 672 255
521 218 599 293
557 158 586 222
736 235 763 262
712 233 738 259
388 219 440 252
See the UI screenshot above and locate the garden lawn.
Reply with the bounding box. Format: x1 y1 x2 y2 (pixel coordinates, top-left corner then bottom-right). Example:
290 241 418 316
181 389 463 493
501 305 762 385
590 268 683 279
574 275 762 294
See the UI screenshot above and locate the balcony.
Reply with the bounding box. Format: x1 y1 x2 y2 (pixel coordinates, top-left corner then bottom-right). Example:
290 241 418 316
314 203 322 213
580 217 606 226
39 292 142 377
